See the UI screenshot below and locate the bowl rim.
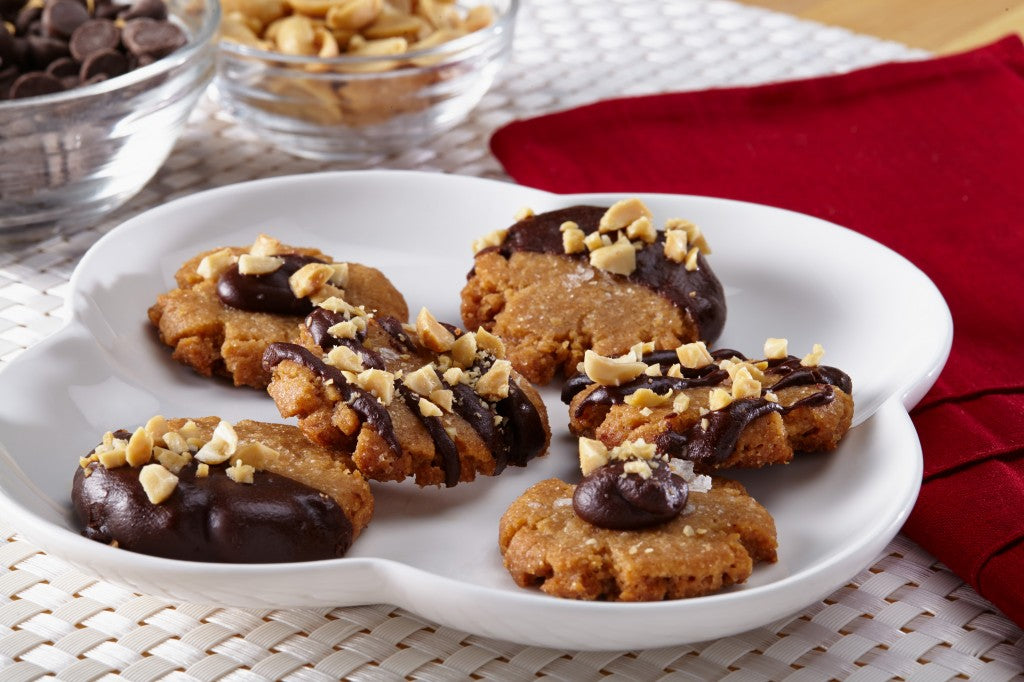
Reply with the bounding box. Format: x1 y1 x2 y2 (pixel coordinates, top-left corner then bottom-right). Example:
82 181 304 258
0 0 220 110
217 0 518 69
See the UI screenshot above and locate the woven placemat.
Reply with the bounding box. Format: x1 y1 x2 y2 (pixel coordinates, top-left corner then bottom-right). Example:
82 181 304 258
2 0 1023 678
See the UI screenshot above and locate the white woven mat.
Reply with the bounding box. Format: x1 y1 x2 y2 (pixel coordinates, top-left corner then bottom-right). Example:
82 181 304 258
2 0 1023 679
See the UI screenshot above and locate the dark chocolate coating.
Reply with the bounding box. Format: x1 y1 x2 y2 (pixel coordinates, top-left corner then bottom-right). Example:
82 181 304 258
488 205 727 344
73 462 354 563
573 460 688 530
263 342 403 457
305 308 386 369
217 254 323 316
656 397 785 465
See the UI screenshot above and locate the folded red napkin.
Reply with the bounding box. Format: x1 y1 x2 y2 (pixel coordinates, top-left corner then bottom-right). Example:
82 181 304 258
491 36 1024 625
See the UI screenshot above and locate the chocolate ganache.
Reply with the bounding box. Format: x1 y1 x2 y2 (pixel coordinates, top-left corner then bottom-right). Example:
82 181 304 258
217 254 325 316
73 459 353 563
482 206 727 344
573 461 688 530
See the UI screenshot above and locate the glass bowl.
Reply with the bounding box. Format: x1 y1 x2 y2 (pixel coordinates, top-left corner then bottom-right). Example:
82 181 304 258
215 0 516 161
0 0 219 242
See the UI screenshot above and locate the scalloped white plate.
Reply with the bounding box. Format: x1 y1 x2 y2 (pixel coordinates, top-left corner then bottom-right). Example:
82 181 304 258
0 171 951 650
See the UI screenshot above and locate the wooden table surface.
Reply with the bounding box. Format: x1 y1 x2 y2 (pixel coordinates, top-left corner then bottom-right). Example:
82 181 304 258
738 0 1023 54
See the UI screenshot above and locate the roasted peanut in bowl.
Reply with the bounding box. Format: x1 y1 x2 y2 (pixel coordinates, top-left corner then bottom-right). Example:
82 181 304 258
215 0 516 160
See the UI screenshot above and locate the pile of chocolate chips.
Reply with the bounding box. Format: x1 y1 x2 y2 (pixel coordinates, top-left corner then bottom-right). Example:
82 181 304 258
0 0 187 100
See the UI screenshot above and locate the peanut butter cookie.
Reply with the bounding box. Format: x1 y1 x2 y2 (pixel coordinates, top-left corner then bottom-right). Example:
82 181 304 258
73 416 373 563
499 455 777 601
563 339 854 471
263 302 550 487
461 200 726 385
148 234 408 389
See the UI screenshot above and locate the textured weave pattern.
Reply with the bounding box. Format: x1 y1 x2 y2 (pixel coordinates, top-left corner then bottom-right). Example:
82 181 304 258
1 0 1023 678
1 526 1021 681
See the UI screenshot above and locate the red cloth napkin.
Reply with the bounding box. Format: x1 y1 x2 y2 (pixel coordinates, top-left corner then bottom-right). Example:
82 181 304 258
491 36 1024 625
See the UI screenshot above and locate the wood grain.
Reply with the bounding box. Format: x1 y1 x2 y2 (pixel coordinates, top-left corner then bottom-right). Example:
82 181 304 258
738 0 1023 54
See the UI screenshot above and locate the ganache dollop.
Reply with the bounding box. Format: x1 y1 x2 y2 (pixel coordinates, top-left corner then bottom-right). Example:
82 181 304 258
573 461 688 530
217 253 324 316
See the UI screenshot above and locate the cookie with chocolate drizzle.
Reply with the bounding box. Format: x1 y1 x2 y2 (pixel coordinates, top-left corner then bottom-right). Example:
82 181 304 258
263 302 550 487
461 200 726 385
498 438 777 601
563 338 854 471
148 234 408 389
72 416 373 563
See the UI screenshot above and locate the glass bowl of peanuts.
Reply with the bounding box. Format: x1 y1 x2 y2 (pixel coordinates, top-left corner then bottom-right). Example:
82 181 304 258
215 0 516 160
0 0 219 242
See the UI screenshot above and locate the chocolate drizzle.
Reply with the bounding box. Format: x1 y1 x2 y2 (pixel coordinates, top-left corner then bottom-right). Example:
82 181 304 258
767 356 852 394
655 397 784 465
265 326 547 485
217 254 325 316
399 386 461 488
560 347 744 404
305 308 385 370
572 461 688 530
450 382 508 473
572 372 729 416
262 343 402 456
486 205 727 343
376 315 416 352
73 460 353 563
496 379 548 468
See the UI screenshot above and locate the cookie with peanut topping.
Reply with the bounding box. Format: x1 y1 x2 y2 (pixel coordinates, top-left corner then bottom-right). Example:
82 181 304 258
148 235 408 389
498 438 777 601
72 416 373 563
460 200 727 385
563 339 854 471
263 303 550 487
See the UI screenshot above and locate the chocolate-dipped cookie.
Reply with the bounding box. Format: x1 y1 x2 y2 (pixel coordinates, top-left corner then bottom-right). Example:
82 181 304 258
563 338 854 471
148 235 408 389
461 200 726 385
72 416 373 562
263 303 550 487
498 439 777 601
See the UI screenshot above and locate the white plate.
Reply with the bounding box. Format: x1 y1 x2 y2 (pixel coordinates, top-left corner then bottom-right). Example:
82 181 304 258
0 171 951 650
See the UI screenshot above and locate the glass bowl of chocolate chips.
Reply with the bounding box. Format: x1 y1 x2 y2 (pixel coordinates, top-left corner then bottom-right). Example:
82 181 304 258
0 0 218 241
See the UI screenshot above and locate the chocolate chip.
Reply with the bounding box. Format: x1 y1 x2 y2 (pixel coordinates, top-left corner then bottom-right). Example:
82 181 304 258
0 22 16 64
79 46 124 79
26 33 69 68
69 18 119 60
0 0 28 22
9 70 62 97
120 0 165 21
14 5 40 35
93 0 126 20
0 0 178 100
44 54 78 76
121 17 183 59
42 0 89 39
